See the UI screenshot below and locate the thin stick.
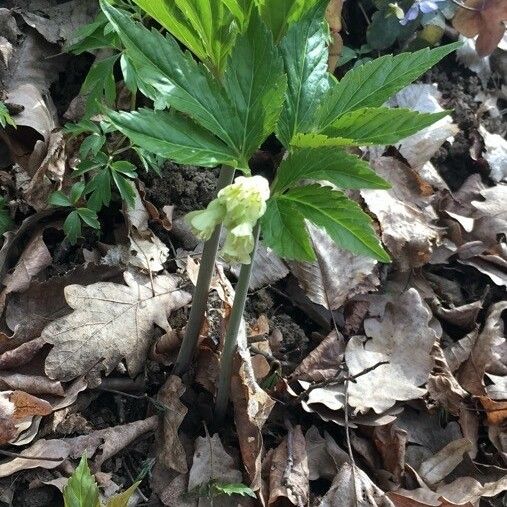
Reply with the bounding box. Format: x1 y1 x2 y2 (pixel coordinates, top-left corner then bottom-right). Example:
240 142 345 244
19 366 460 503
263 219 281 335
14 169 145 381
214 223 261 423
174 165 235 376
0 449 63 462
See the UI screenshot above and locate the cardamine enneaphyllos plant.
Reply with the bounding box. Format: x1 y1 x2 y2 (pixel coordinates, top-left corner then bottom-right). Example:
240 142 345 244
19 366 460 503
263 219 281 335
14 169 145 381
96 0 458 421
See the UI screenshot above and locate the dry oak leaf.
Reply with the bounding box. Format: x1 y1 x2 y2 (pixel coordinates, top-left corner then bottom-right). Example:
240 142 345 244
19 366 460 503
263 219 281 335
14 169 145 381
318 462 394 507
43 272 191 381
346 289 438 414
453 0 507 56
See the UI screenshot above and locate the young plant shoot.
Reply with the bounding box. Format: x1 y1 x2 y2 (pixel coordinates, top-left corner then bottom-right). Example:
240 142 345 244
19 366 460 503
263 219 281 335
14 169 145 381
97 0 458 421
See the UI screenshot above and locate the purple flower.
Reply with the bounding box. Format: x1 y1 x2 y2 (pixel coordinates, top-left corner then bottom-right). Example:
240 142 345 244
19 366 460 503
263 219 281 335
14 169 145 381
400 0 446 25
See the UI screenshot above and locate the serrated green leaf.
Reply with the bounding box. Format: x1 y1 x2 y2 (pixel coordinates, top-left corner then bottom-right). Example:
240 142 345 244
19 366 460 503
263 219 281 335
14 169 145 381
223 11 286 161
77 208 100 229
131 0 246 72
261 197 315 261
272 147 390 194
63 211 82 245
64 120 101 136
49 191 73 208
66 12 118 55
120 54 137 94
70 182 86 205
63 456 99 507
111 171 136 207
74 153 109 177
258 0 318 41
276 0 329 147
111 160 137 178
86 169 112 211
81 54 120 117
106 108 240 168
212 481 256 498
263 185 390 262
323 107 449 146
104 482 140 507
79 134 106 159
317 43 460 128
100 1 244 162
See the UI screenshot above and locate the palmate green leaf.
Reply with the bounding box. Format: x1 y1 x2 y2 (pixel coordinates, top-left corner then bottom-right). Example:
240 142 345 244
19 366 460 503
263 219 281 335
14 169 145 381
106 108 239 168
272 147 390 194
100 0 245 164
63 456 100 507
131 0 251 73
262 184 390 262
223 11 286 161
111 171 136 208
316 43 460 129
276 0 330 147
322 107 449 146
257 0 318 41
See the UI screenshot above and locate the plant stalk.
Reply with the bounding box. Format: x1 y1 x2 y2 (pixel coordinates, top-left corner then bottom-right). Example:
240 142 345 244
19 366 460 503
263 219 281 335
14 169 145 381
174 164 235 376
214 222 261 424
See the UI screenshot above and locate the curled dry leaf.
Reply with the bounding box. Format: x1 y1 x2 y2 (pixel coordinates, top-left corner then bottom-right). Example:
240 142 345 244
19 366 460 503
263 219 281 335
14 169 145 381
325 0 343 72
0 390 51 445
157 375 188 474
268 425 309 507
188 433 243 503
453 0 507 56
288 225 379 311
231 325 275 492
362 158 442 271
318 462 393 507
0 415 158 478
373 423 407 484
458 301 507 395
479 125 507 183
346 289 437 414
478 396 507 426
129 230 170 272
43 271 191 382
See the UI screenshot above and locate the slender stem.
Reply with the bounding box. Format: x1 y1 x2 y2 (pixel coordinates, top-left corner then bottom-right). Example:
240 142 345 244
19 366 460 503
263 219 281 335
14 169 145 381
174 165 235 376
215 223 261 424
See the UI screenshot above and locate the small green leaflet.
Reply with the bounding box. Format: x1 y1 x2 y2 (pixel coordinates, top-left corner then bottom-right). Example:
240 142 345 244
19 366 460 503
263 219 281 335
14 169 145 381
316 43 461 129
106 108 240 168
276 0 330 147
262 184 390 262
322 107 449 146
272 147 390 194
212 482 256 498
223 11 286 162
0 102 15 128
63 455 99 507
101 1 245 163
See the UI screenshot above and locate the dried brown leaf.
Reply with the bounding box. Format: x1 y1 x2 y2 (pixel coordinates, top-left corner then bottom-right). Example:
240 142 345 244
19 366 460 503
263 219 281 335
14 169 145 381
43 272 191 382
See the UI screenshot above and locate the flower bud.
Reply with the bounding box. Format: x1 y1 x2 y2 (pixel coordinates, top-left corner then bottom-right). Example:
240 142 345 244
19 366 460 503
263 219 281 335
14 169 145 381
186 199 226 241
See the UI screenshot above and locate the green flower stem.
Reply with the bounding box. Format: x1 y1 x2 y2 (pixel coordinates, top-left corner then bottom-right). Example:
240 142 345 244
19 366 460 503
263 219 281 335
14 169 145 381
174 164 235 376
215 222 261 423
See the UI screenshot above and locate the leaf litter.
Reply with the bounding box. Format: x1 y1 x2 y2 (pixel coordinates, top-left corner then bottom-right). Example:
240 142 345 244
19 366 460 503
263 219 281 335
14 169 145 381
0 2 506 506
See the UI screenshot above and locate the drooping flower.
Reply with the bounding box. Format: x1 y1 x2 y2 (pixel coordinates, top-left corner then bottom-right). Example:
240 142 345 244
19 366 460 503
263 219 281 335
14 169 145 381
185 175 270 264
400 0 446 25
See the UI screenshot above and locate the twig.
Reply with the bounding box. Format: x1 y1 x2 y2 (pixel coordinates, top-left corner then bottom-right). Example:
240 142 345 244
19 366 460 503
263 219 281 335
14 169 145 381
0 449 62 462
282 418 294 488
291 361 389 405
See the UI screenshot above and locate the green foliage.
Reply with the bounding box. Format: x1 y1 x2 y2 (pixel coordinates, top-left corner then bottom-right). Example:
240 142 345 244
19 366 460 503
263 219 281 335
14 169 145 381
262 185 390 262
63 455 139 507
0 101 15 128
316 43 460 127
186 479 256 500
63 455 100 507
0 197 13 236
130 0 253 74
276 0 329 147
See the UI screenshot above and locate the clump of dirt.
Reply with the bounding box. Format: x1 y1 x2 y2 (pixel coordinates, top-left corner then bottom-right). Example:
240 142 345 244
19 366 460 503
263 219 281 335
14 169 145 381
427 55 505 190
142 163 219 217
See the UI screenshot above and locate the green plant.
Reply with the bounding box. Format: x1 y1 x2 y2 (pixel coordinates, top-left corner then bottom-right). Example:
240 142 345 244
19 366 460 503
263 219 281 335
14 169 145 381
88 0 457 419
185 479 256 501
0 197 13 236
0 101 16 128
63 455 139 507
